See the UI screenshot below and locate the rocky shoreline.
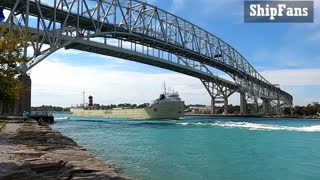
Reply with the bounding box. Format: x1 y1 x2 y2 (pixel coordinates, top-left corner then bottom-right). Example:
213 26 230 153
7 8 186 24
0 120 128 180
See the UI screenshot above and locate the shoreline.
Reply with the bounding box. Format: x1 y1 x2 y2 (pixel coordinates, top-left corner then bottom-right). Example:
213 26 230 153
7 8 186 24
0 120 128 179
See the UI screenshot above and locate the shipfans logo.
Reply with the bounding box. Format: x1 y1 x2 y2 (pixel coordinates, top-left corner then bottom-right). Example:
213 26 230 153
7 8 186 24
244 1 314 23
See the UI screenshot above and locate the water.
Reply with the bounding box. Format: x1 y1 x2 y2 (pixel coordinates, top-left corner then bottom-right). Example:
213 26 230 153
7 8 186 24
51 114 320 180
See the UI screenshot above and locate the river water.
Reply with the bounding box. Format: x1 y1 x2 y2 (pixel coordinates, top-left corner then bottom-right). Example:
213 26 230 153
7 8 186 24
51 114 320 180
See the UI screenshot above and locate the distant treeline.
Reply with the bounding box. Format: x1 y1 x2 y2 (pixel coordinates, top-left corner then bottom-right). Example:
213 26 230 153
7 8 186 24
32 105 70 112
186 104 207 107
91 103 150 110
284 103 320 116
186 104 241 114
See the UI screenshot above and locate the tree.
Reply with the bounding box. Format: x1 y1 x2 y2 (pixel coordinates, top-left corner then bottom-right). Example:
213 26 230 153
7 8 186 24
0 25 31 103
293 106 304 116
282 107 291 115
303 103 320 116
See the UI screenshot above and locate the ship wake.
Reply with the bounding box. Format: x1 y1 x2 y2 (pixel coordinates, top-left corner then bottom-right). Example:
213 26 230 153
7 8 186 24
177 121 320 132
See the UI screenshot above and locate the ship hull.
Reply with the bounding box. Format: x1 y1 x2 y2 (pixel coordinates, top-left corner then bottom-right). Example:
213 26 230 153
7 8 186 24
70 101 184 119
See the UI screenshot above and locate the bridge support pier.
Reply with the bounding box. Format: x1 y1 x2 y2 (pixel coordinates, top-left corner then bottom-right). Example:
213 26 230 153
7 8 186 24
240 92 247 115
223 97 229 115
252 98 259 114
211 98 216 115
262 98 271 115
201 80 236 116
14 74 31 116
276 99 281 114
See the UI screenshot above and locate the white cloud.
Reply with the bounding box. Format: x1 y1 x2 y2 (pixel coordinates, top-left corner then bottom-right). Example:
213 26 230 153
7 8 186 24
30 59 212 107
55 48 84 56
261 69 320 86
3 10 10 20
173 0 185 9
29 58 320 107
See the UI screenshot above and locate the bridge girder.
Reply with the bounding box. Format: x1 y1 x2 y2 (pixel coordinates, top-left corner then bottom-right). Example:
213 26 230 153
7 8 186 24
1 0 293 106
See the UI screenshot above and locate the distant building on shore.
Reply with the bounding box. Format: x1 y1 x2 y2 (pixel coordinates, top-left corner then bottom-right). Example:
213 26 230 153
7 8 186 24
187 106 212 114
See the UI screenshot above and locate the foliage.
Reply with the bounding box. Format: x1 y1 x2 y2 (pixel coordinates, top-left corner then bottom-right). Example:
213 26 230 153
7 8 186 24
0 25 31 103
293 103 320 116
293 106 304 116
32 105 70 112
99 103 144 109
282 107 292 115
304 103 320 116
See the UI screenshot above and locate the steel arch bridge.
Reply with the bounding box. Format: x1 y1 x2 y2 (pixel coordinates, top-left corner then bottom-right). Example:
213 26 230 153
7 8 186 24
1 0 293 114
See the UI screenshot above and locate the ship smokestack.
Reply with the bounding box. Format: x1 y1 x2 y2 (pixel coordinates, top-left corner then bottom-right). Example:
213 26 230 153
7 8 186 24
88 96 93 106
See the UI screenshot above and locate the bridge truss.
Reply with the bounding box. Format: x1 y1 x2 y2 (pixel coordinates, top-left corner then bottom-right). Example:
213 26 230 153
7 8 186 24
1 0 293 114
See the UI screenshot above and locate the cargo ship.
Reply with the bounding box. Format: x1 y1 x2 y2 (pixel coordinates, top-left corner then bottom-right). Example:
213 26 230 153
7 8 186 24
70 89 185 120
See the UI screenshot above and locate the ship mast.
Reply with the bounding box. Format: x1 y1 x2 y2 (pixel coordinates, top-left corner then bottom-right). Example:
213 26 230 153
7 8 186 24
163 82 167 95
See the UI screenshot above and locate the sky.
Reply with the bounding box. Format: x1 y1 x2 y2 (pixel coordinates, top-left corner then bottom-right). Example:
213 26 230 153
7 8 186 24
4 0 320 107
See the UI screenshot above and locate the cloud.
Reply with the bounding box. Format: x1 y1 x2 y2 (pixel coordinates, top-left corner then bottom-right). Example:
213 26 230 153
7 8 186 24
30 59 212 107
29 55 320 107
3 10 10 20
55 48 84 56
172 0 185 11
261 69 320 86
